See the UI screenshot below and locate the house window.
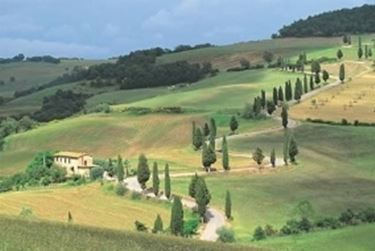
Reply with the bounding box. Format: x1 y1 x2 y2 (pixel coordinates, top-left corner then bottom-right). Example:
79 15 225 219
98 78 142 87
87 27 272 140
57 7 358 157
84 160 87 166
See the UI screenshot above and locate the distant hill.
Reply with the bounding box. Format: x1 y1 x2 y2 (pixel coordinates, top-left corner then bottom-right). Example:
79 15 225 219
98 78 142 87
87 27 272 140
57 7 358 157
275 4 375 38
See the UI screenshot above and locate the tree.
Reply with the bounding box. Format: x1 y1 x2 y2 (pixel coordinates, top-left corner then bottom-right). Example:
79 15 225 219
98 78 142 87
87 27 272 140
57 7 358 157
170 196 184 235
188 173 199 198
309 74 314 90
273 87 278 105
116 155 124 182
337 49 343 60
294 78 302 102
209 118 217 139
278 86 284 103
289 135 299 163
135 221 148 232
164 163 171 199
365 45 369 59
281 104 288 128
263 51 274 64
137 154 150 190
68 211 73 223
203 122 210 137
253 226 266 240
322 70 329 83
358 47 363 59
152 162 159 196
252 147 265 166
311 61 321 73
195 177 211 221
261 90 266 109
225 190 232 220
283 131 289 166
191 121 196 145
266 100 276 115
193 127 203 150
153 214 163 233
270 149 276 168
314 72 321 84
222 136 230 171
303 74 308 93
339 64 345 83
202 143 216 170
369 48 373 57
229 116 239 133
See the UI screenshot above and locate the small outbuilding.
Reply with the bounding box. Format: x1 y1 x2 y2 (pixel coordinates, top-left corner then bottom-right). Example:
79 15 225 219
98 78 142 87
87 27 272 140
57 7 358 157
54 151 94 177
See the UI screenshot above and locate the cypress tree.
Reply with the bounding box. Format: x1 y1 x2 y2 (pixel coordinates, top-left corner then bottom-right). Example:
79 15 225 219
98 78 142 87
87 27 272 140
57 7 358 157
195 177 211 221
164 163 171 199
284 82 289 101
303 74 308 93
225 190 232 220
209 133 216 151
188 173 199 198
339 64 345 83
267 100 276 115
281 104 288 128
137 154 150 190
192 121 196 145
278 86 284 103
337 49 343 60
358 36 363 59
294 78 302 102
289 135 299 163
170 196 184 235
68 211 73 223
273 87 278 105
365 45 369 59
222 136 230 171
252 147 265 166
229 116 239 133
116 155 124 182
315 72 321 84
203 122 210 137
261 90 266 109
309 74 314 90
153 214 163 233
283 131 289 166
152 162 159 196
209 118 217 139
193 128 203 150
322 70 329 83
270 149 276 168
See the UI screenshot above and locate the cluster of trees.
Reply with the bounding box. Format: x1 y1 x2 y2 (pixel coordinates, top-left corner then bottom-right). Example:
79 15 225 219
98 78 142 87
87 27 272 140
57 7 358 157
188 174 211 222
0 116 36 151
0 54 60 64
274 5 375 37
0 54 25 64
253 207 375 241
357 37 373 60
173 43 214 53
32 90 87 122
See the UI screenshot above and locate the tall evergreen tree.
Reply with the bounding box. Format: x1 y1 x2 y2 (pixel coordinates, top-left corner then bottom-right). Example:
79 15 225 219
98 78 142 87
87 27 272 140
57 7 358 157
209 133 216 151
203 122 210 138
193 128 203 150
339 64 345 83
289 135 299 163
303 74 309 93
152 162 159 196
209 118 217 139
170 196 184 235
261 90 266 109
253 147 265 166
322 70 329 83
137 154 150 189
252 96 262 116
315 72 321 84
270 149 276 168
294 78 302 102
222 136 230 171
281 104 288 128
202 143 216 171
284 82 290 101
191 121 196 145
365 44 369 59
116 155 124 182
225 190 232 220
368 48 373 57
309 74 314 90
266 100 276 115
164 163 171 199
337 49 343 60
273 87 278 105
278 86 284 103
188 173 199 198
311 61 321 73
195 177 211 221
283 131 289 166
153 214 163 233
229 116 239 133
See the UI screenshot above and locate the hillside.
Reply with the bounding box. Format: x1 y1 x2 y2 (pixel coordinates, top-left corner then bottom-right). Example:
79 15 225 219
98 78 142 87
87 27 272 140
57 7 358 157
276 4 375 37
0 217 257 251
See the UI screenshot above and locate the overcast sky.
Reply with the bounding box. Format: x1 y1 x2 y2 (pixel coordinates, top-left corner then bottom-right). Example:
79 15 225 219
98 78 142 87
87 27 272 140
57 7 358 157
0 0 371 58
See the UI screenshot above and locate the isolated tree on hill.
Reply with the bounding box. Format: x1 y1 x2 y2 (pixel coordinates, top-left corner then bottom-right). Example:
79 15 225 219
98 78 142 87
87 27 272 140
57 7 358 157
152 162 159 196
164 163 171 199
314 72 321 84
195 177 211 221
303 74 309 93
278 86 284 103
193 128 203 150
230 116 239 134
188 173 199 198
273 87 278 105
261 90 266 109
270 149 276 168
203 122 210 138
137 154 150 189
289 135 299 163
153 214 163 233
222 136 230 171
322 70 330 83
337 49 343 60
267 100 276 115
225 190 232 220
358 47 363 59
309 74 314 90
263 51 274 64
68 211 73 223
283 132 289 166
281 104 288 129
253 147 265 166
339 64 345 83
116 155 124 182
170 196 184 235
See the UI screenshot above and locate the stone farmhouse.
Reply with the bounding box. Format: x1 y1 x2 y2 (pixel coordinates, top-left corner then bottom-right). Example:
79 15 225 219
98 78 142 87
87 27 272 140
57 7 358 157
54 151 94 177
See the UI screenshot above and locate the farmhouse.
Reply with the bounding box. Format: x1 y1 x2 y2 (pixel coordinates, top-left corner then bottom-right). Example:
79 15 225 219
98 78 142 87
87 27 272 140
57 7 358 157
54 151 94 177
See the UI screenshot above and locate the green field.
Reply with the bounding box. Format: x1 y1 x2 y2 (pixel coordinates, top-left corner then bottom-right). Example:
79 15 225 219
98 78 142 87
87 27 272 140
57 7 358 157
0 217 258 251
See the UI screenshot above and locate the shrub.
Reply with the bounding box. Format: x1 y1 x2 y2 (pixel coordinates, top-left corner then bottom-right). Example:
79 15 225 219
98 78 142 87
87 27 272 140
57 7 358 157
341 118 349 125
339 209 355 225
216 227 235 243
115 184 127 196
183 217 199 237
356 208 375 223
264 225 277 236
298 217 313 232
315 217 341 229
134 220 148 232
253 226 266 240
131 191 142 200
280 219 300 235
90 166 104 180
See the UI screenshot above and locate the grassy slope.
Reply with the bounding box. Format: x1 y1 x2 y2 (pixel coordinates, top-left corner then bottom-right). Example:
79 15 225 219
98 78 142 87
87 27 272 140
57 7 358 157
0 183 170 231
169 124 375 242
0 217 258 251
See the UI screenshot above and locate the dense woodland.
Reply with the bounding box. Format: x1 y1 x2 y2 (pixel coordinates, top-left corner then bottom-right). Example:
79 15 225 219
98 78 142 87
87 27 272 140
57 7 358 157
275 4 375 37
